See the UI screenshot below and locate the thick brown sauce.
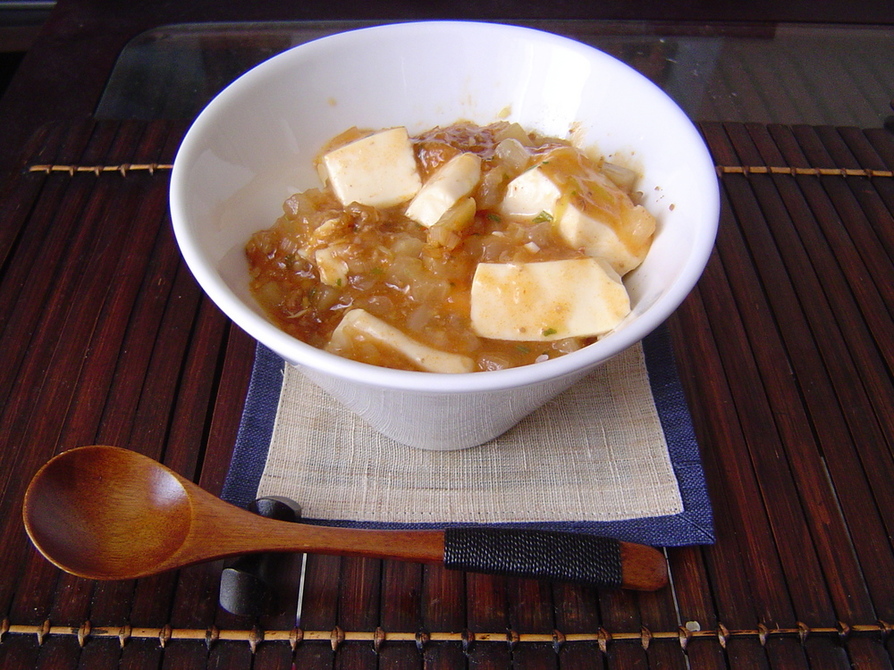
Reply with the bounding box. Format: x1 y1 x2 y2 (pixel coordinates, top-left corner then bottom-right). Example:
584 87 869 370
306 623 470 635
245 121 650 372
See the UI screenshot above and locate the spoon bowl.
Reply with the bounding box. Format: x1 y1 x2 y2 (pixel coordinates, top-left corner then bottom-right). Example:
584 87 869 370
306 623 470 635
23 445 668 590
24 446 194 578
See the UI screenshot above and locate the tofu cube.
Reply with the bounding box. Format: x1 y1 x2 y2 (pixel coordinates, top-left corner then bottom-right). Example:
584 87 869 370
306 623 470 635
327 309 476 373
470 258 630 341
406 152 482 227
499 165 562 218
499 165 652 276
319 127 422 208
555 201 653 277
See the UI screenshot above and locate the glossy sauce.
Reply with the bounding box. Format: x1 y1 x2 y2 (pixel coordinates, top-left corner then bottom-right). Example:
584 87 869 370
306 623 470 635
245 121 652 372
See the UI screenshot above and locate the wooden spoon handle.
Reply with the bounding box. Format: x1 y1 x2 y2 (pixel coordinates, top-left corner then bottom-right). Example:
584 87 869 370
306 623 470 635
442 527 667 591
204 494 668 591
226 520 666 591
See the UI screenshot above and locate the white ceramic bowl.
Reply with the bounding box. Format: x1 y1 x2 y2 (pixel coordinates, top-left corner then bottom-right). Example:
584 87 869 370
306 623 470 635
170 21 719 450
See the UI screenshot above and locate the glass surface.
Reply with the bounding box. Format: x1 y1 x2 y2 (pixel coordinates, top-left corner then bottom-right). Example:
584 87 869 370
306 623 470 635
96 20 894 128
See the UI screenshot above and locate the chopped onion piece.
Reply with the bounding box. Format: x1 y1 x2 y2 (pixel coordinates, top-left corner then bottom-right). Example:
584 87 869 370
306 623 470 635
494 122 534 147
495 138 531 174
601 161 638 193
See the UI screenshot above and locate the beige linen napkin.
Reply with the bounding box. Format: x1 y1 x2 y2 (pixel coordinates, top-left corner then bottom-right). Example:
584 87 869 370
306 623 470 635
256 341 683 524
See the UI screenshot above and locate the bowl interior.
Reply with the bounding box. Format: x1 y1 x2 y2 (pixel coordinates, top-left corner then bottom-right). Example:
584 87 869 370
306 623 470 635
171 21 719 390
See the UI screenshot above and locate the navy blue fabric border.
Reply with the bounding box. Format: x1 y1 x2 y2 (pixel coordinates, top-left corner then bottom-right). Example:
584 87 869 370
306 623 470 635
220 343 285 507
222 324 714 546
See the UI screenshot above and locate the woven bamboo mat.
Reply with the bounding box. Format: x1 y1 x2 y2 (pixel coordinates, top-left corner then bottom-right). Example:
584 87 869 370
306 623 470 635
0 119 892 669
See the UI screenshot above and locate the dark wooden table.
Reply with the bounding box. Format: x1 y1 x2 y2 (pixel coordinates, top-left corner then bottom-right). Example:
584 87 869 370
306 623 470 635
1 3 894 668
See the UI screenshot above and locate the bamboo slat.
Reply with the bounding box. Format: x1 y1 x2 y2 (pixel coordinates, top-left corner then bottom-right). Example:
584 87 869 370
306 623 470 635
0 120 893 668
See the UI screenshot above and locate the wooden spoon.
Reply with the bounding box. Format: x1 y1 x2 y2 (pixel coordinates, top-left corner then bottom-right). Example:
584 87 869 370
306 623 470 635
22 445 667 590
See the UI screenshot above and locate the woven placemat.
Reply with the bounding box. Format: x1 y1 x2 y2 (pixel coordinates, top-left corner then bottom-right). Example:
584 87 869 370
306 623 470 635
222 325 714 546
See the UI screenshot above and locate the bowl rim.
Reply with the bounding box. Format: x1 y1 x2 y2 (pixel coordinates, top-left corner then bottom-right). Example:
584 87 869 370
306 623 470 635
170 19 720 394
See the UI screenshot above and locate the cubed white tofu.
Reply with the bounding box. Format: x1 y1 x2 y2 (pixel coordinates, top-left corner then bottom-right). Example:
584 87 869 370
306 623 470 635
498 166 561 218
319 127 422 208
555 204 648 277
405 153 482 227
470 258 630 341
326 309 476 373
499 165 653 276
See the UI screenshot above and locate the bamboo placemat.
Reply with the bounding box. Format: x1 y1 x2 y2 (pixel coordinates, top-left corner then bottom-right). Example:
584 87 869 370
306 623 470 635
2 120 893 669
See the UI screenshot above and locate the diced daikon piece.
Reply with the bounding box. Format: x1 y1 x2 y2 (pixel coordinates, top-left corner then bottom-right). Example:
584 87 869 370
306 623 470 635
327 309 476 373
314 247 349 287
406 152 482 227
426 197 477 249
318 127 422 208
470 258 630 341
